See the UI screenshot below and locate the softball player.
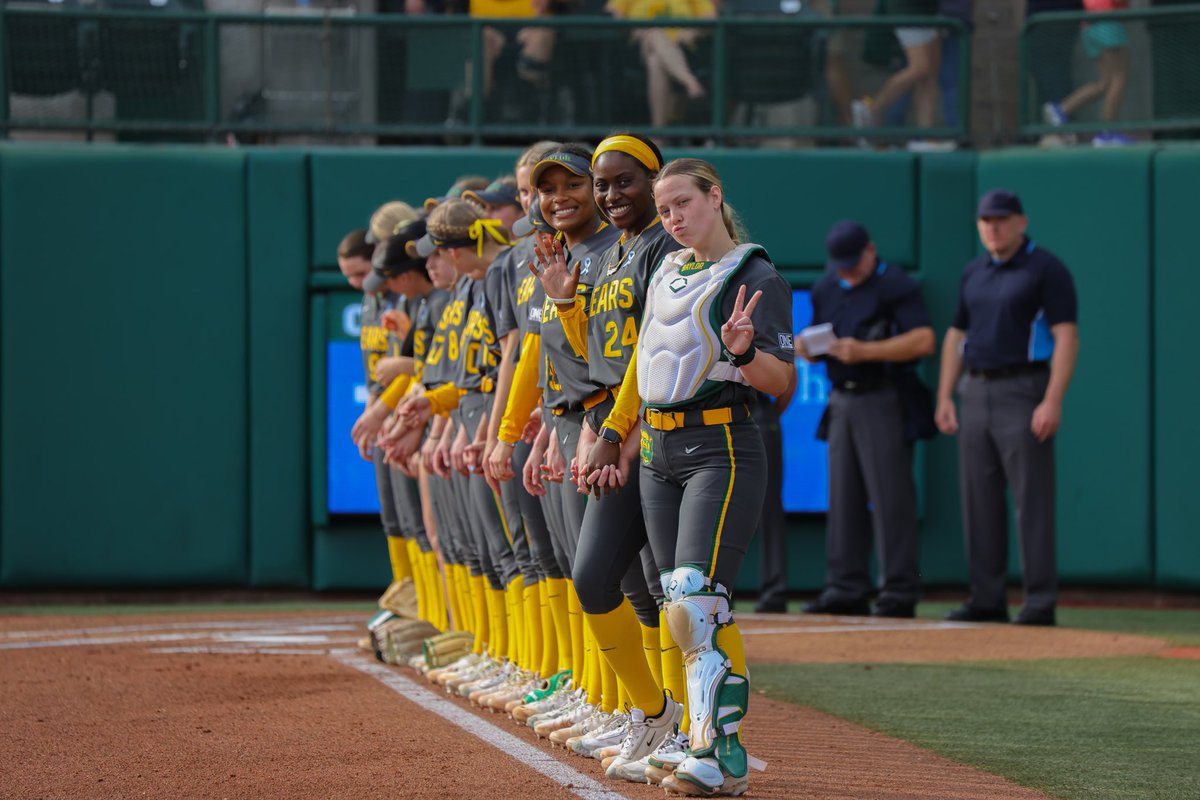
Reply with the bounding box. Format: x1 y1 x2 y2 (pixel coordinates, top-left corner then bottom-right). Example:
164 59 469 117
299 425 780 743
398 199 521 676
342 203 424 623
473 143 580 708
355 219 449 631
534 134 688 781
593 158 794 796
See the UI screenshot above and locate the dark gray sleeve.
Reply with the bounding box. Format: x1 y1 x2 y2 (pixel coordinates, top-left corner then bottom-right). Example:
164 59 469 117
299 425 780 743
488 251 518 339
723 256 795 363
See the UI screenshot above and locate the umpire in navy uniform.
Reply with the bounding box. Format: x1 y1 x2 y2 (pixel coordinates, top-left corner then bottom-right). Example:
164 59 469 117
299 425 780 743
801 221 935 618
936 190 1079 627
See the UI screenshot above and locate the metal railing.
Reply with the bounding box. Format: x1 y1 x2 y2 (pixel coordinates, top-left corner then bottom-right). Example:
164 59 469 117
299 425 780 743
0 6 969 144
1019 3 1200 139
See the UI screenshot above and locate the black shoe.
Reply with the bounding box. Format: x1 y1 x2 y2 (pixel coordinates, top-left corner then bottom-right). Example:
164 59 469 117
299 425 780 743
802 597 871 616
1013 607 1056 626
944 604 1010 623
872 600 916 618
754 599 788 614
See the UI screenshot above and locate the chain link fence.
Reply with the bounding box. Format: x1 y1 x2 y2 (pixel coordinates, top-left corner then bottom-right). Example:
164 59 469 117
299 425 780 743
0 5 969 145
1021 3 1200 141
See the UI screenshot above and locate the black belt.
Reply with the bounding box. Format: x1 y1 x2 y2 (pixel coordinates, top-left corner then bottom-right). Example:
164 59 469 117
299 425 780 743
834 378 892 394
967 362 1049 380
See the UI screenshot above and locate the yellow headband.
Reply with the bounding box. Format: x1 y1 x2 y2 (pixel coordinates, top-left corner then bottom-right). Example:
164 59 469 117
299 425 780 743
468 218 512 256
592 135 660 173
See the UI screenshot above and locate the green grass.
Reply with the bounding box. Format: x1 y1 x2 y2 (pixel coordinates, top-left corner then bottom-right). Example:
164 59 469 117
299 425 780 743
736 599 1200 646
915 602 1200 647
735 600 1200 797
754 658 1200 800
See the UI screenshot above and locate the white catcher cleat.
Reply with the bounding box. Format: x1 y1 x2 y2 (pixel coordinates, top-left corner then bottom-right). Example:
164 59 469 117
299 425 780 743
603 695 682 779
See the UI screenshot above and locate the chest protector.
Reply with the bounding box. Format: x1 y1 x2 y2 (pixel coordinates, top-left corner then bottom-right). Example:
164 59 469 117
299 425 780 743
637 243 765 407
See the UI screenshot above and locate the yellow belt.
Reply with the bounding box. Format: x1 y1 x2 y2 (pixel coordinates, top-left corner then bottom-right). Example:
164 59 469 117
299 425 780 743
582 387 614 411
642 405 746 432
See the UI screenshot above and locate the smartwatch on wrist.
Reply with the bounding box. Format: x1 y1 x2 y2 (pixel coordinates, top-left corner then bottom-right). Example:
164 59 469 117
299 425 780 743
598 426 622 446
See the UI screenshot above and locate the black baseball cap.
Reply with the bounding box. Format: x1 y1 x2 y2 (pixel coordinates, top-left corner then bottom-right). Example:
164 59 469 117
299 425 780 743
364 218 428 293
977 189 1024 218
825 220 871 272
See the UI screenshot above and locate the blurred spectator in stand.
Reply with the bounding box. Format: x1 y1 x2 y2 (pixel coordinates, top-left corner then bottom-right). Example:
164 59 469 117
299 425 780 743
882 0 972 149
1148 0 1200 139
1041 0 1132 146
1026 0 1083 147
852 0 942 135
607 0 714 134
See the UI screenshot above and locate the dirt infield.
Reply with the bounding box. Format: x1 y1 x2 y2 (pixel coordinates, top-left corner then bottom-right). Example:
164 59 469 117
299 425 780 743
0 609 1171 799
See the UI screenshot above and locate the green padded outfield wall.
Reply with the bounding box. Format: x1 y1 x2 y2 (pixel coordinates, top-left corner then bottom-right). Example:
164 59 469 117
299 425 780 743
0 144 1192 591
977 148 1155 584
0 147 249 586
1153 148 1200 587
246 152 311 587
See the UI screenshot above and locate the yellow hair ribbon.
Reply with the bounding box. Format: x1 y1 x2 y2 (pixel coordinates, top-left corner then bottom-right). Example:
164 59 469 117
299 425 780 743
592 135 660 173
468 218 512 256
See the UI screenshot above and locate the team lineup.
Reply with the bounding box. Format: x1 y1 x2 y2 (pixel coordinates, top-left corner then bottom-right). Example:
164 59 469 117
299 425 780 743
338 137 794 797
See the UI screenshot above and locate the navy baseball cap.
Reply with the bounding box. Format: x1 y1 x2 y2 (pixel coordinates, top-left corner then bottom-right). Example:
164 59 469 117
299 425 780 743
825 220 871 272
463 178 521 210
977 189 1024 218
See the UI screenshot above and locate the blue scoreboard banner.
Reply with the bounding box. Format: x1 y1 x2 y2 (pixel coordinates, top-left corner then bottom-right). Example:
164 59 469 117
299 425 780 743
326 291 831 515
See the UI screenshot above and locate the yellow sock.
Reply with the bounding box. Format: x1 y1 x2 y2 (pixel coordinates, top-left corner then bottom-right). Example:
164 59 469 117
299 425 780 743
459 567 476 631
525 583 544 673
567 581 585 682
585 599 664 714
405 540 427 622
617 675 630 714
486 586 508 659
453 563 468 633
540 581 559 678
641 622 663 691
715 622 747 676
506 577 524 664
451 563 463 633
660 610 688 734
427 552 449 631
600 652 617 713
470 575 489 654
547 578 571 675
387 536 413 583
584 620 601 706
714 623 747 746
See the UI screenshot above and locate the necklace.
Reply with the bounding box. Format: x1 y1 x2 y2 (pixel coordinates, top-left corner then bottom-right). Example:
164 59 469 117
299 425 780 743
606 216 661 276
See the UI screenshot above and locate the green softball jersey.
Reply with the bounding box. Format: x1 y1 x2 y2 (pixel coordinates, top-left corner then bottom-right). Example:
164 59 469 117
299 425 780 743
586 219 676 388
539 225 620 406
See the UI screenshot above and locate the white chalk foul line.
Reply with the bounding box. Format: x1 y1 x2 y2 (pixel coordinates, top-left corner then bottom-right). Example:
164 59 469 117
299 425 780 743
0 617 363 641
335 652 632 800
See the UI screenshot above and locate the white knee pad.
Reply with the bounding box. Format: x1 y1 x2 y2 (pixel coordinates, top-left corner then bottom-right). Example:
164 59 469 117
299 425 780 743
663 567 746 758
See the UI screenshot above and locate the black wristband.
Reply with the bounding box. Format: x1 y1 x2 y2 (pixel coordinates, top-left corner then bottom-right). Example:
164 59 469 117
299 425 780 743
725 342 757 368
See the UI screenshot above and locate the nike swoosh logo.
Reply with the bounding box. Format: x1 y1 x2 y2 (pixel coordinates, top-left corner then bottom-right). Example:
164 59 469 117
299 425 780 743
562 434 570 444
684 444 701 454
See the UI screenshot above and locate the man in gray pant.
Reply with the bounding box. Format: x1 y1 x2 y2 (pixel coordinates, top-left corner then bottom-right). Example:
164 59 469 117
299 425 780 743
936 190 1079 626
802 220 936 618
